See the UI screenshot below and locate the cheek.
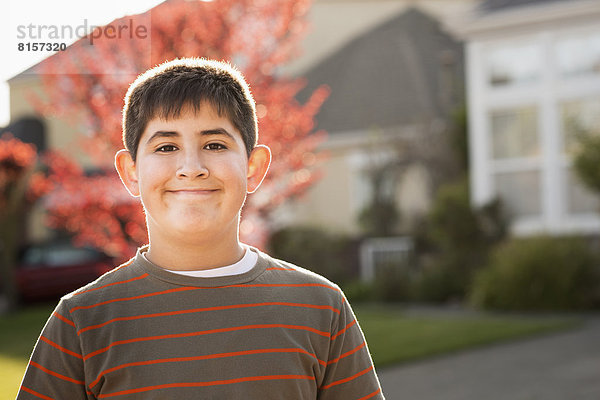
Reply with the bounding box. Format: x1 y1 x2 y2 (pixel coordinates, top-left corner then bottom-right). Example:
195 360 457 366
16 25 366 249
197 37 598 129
216 156 248 183
138 162 169 191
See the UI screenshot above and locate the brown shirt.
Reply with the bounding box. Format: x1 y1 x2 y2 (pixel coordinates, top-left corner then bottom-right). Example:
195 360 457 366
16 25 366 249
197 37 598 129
17 247 384 399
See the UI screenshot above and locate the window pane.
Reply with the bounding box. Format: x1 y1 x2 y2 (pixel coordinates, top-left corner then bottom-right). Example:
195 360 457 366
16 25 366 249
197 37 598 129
561 98 600 155
487 44 541 87
556 32 600 79
494 170 541 218
565 168 599 214
490 107 539 159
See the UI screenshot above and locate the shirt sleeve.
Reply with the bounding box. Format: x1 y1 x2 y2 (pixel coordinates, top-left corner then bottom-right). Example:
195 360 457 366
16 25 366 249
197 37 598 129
318 291 385 400
16 299 92 400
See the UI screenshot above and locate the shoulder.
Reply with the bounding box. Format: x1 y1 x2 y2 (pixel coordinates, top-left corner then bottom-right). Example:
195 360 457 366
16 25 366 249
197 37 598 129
255 250 343 299
59 256 141 309
258 251 337 284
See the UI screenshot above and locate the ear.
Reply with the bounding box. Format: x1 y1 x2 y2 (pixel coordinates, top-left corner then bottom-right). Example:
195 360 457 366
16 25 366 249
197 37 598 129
247 145 271 194
115 149 140 197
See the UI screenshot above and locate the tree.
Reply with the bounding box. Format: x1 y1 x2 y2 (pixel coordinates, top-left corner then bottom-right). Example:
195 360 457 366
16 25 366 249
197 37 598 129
357 162 400 237
0 134 51 311
30 0 329 261
413 178 508 302
572 132 600 195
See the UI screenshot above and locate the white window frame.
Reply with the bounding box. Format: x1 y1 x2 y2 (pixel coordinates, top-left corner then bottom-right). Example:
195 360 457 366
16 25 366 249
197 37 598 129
467 24 600 235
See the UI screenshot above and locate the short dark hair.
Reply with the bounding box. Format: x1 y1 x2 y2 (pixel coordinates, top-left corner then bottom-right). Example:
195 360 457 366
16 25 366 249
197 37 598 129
122 58 257 161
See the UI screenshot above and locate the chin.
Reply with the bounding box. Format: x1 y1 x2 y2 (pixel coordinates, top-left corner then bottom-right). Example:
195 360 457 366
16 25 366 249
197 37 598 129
174 218 233 238
174 219 213 233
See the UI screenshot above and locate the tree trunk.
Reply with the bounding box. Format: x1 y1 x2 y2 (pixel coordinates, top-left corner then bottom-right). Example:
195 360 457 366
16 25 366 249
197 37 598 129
0 168 32 314
0 211 20 313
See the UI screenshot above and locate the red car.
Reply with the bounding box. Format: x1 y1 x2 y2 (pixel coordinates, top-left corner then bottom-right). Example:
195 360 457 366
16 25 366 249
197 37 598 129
16 242 114 302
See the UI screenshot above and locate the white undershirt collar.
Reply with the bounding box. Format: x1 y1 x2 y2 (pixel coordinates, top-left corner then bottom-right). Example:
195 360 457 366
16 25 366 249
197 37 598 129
142 246 258 278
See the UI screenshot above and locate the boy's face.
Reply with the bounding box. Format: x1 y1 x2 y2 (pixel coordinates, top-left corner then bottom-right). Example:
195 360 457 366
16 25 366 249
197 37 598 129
116 103 270 243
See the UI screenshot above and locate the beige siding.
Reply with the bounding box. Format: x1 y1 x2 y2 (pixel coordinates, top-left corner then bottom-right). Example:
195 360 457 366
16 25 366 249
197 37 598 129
9 75 97 242
281 134 432 234
9 75 96 167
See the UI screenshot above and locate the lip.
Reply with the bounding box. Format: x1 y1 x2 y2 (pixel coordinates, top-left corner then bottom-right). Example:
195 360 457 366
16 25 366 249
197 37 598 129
167 189 219 195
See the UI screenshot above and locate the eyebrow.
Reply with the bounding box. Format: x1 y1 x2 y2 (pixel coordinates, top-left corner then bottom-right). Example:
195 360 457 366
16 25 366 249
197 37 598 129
145 128 235 145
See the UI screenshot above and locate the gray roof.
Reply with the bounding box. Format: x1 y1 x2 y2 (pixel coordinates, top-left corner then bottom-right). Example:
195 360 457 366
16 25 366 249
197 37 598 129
297 7 464 134
478 0 569 13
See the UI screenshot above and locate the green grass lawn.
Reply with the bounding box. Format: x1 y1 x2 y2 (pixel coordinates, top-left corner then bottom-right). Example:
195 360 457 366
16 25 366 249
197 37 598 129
0 303 55 400
354 304 578 368
0 303 578 399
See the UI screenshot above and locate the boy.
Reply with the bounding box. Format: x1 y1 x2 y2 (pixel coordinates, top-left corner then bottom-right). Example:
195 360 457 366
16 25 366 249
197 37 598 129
17 58 384 399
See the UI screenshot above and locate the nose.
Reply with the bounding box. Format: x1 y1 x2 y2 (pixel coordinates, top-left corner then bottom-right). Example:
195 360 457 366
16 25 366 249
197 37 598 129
176 151 209 179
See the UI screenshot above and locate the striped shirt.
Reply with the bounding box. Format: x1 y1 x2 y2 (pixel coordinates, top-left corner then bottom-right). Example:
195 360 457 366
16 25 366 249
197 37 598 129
17 246 385 399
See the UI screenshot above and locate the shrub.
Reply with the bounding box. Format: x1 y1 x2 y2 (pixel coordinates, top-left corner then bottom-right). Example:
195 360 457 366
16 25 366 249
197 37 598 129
342 280 375 303
358 200 399 237
413 179 508 302
470 235 600 311
428 179 507 255
267 226 358 284
372 262 413 302
269 227 415 302
573 129 600 194
342 263 413 303
412 257 468 303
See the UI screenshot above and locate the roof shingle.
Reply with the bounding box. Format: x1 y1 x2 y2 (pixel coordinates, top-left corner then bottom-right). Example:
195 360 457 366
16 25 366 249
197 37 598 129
479 0 569 13
297 7 464 133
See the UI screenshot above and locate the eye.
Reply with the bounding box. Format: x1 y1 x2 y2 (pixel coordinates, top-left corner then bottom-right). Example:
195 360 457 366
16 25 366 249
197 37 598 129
156 144 178 153
204 143 227 151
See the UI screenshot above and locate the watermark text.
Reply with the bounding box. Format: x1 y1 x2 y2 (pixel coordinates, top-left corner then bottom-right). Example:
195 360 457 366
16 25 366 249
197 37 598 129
16 18 148 45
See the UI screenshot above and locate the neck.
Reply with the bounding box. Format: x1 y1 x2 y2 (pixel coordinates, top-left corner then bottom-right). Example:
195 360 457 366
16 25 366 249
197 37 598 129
145 224 245 271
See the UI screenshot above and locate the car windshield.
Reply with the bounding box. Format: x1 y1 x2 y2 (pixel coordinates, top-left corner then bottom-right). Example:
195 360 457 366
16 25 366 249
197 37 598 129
23 246 101 267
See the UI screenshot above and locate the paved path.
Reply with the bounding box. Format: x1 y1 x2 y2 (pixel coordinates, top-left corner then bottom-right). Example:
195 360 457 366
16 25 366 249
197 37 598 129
378 318 600 400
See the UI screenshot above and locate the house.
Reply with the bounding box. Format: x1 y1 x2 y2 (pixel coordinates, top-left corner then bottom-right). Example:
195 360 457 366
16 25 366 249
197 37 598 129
451 0 600 235
5 0 472 243
278 4 468 235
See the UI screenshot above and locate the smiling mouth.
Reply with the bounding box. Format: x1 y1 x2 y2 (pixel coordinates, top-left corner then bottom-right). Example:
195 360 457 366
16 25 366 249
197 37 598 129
168 189 218 195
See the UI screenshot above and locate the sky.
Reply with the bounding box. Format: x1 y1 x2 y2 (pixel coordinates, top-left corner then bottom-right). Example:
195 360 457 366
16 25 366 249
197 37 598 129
0 0 165 127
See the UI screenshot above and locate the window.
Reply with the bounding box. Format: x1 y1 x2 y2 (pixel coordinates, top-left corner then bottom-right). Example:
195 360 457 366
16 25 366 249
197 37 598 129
560 99 600 215
564 167 599 214
487 43 542 87
488 107 541 218
471 27 600 232
494 170 541 218
490 107 539 159
561 98 600 155
556 32 600 79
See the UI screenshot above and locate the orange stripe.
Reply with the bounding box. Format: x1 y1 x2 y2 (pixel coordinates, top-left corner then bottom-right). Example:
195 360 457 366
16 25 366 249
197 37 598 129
73 272 147 296
90 347 325 388
97 375 315 398
332 319 357 340
29 361 84 385
320 365 374 390
84 324 330 360
357 388 382 400
71 283 340 312
40 336 82 359
20 386 55 400
327 342 366 365
241 283 340 292
53 311 75 327
78 302 340 335
70 287 197 312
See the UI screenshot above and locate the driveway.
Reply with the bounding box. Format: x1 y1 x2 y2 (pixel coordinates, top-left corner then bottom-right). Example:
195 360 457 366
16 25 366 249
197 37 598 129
378 317 600 400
